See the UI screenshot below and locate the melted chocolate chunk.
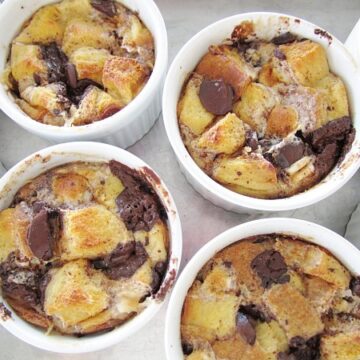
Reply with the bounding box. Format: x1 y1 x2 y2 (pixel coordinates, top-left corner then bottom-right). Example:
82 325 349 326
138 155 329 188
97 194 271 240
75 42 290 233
93 242 148 279
278 335 321 360
306 116 353 152
110 160 166 232
199 79 234 115
239 304 268 322
65 63 78 89
350 276 360 297
236 311 256 345
91 0 117 17
151 261 168 293
182 342 194 356
0 254 48 309
27 208 61 260
68 80 104 105
273 141 305 169
339 127 356 163
272 32 298 45
33 73 42 86
41 43 68 84
251 250 289 288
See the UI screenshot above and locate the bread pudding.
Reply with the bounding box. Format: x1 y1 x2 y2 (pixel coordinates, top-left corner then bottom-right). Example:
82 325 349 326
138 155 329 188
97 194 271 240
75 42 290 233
178 22 355 199
181 234 360 360
2 0 154 126
0 160 169 336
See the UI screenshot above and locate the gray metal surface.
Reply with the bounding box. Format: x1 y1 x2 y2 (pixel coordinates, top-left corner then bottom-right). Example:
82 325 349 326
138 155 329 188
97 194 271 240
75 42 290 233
0 0 359 359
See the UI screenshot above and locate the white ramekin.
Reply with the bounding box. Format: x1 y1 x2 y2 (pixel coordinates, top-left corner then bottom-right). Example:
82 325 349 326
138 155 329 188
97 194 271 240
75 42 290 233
0 142 182 354
163 12 360 213
0 0 168 148
165 218 360 359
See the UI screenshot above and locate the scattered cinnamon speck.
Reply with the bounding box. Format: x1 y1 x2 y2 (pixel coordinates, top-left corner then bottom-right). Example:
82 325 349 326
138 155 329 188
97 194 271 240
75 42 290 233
155 268 177 301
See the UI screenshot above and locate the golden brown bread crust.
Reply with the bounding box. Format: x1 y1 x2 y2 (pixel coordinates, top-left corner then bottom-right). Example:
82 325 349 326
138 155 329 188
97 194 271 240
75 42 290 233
178 21 353 200
181 234 360 359
0 161 169 336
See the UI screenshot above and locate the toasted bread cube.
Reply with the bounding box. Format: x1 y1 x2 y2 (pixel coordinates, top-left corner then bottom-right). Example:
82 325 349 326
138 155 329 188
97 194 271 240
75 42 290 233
303 246 351 289
282 84 327 132
265 284 324 340
178 74 215 135
215 240 271 299
122 14 154 49
256 320 288 356
0 209 16 263
321 332 360 360
58 0 92 21
62 20 114 55
15 5 64 44
60 205 132 261
201 261 237 294
186 350 215 360
196 46 252 98
195 113 245 155
213 155 278 193
265 105 299 137
304 276 337 314
213 335 268 360
233 83 279 136
259 62 280 87
134 220 168 264
71 86 121 125
102 57 149 106
181 288 239 342
280 40 329 86
44 260 109 327
315 74 349 123
10 43 47 83
70 47 110 84
52 172 92 205
21 83 67 115
16 99 48 122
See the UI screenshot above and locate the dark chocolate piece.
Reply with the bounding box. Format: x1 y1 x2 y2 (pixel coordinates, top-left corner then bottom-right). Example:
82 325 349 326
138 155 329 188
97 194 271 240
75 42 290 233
151 261 168 293
246 131 259 150
27 208 61 261
278 335 321 360
91 0 117 17
273 141 305 169
239 304 268 322
110 160 166 232
272 32 298 45
236 311 256 345
314 142 338 178
65 63 77 89
92 242 148 279
350 276 360 297
306 116 352 152
41 43 68 84
251 250 289 288
199 79 234 115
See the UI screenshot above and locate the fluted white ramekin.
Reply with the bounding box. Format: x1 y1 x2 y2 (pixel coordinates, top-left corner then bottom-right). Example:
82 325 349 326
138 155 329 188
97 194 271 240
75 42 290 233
0 0 168 147
0 142 182 353
165 218 360 359
163 12 360 213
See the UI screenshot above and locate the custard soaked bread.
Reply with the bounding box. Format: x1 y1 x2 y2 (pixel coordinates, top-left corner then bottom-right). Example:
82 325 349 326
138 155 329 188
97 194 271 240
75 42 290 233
0 161 169 336
178 22 355 199
2 0 154 126
181 234 360 360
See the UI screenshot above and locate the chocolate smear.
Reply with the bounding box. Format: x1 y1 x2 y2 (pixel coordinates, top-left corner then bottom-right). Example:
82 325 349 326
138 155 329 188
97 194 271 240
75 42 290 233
236 311 256 345
199 78 234 115
272 32 297 45
251 250 289 288
91 0 117 17
27 208 61 261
